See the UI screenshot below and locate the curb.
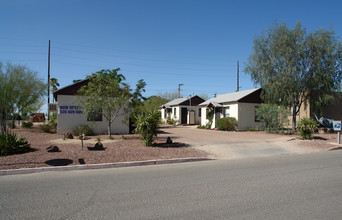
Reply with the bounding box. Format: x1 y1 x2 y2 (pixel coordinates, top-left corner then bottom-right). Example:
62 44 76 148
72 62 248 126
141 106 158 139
0 157 212 176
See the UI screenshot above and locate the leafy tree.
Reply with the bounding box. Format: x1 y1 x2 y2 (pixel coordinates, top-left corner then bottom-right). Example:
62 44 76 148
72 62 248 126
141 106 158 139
73 79 82 83
0 62 46 131
256 104 289 133
157 91 179 100
245 21 342 133
140 96 169 113
77 68 145 138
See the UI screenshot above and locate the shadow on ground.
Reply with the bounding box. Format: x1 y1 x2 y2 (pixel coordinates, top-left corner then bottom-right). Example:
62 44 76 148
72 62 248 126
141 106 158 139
45 159 73 166
329 146 342 151
154 142 191 148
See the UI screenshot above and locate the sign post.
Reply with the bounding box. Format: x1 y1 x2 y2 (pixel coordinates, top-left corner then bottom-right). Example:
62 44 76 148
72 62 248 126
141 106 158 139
333 121 341 144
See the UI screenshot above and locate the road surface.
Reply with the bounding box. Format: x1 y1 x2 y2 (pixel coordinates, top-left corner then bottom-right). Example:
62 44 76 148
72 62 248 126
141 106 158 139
1 151 342 219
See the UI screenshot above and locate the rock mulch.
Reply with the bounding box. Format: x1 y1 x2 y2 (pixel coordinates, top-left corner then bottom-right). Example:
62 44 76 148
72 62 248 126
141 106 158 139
0 125 208 170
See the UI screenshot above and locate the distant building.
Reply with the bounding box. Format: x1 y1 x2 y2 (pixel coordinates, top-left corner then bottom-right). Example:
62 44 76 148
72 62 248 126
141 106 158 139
161 95 205 125
199 88 263 130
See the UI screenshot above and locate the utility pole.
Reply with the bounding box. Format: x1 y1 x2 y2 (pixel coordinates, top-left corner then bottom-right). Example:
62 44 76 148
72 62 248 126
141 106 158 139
178 84 183 98
236 60 239 92
47 40 51 120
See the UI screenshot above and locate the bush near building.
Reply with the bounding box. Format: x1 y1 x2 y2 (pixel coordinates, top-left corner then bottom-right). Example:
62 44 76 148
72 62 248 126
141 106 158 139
216 117 238 131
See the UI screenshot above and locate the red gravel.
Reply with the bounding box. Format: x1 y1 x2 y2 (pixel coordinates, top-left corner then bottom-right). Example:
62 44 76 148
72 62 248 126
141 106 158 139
0 125 208 170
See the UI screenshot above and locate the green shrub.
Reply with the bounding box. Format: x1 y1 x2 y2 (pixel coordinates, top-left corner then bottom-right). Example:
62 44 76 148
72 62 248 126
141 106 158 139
197 125 206 129
216 117 238 131
298 118 317 139
247 128 258 132
134 111 160 146
21 121 33 128
39 124 56 134
72 125 94 136
0 132 31 156
7 121 16 129
256 104 289 134
48 113 57 128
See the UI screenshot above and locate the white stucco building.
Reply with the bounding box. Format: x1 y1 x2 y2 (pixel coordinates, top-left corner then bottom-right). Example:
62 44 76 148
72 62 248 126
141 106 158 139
198 88 262 130
53 79 129 135
161 96 205 125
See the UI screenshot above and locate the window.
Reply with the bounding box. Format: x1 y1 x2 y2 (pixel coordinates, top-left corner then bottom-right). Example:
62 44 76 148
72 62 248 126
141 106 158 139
224 107 230 118
174 108 176 116
255 106 260 122
87 108 102 121
199 108 201 117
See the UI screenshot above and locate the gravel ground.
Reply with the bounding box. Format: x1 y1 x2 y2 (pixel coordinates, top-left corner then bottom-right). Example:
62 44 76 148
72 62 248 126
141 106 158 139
1 124 339 170
0 125 208 170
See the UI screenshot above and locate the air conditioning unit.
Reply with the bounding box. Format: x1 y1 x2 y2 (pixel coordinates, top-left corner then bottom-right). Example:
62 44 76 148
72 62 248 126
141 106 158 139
48 103 58 112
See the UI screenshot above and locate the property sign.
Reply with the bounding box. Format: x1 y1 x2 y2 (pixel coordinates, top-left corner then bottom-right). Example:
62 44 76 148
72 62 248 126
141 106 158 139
59 106 83 114
333 121 341 131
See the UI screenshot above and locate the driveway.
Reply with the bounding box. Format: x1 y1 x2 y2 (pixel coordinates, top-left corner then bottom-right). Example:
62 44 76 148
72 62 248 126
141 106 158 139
158 125 336 159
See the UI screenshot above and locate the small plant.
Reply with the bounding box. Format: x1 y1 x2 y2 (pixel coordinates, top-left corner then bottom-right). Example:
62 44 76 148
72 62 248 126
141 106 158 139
216 117 238 131
134 111 160 146
95 137 102 142
72 125 94 136
39 124 56 133
247 128 258 132
206 108 214 129
7 121 16 129
21 121 33 128
298 117 317 139
0 132 31 156
197 125 206 129
48 113 57 128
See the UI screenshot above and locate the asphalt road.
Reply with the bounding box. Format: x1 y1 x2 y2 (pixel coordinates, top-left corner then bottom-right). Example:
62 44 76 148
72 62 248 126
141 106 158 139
1 151 342 219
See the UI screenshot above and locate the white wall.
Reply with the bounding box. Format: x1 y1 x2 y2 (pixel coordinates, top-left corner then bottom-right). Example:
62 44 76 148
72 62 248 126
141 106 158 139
201 107 208 126
237 103 261 130
57 95 129 135
199 103 260 130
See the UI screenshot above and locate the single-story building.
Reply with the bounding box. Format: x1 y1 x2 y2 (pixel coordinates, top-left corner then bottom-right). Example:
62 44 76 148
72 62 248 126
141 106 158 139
198 88 263 130
161 95 205 125
53 79 129 135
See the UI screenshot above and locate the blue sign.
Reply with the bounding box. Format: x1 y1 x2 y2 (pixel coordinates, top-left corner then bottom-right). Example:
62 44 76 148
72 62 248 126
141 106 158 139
59 106 83 114
333 121 341 131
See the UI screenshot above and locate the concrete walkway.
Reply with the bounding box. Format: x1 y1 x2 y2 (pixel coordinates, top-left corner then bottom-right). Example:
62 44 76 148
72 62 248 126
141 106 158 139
158 125 333 159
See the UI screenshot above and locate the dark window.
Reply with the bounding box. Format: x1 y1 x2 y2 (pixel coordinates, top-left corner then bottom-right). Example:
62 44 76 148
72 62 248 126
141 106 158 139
87 108 102 121
224 107 230 118
199 108 201 117
174 108 176 116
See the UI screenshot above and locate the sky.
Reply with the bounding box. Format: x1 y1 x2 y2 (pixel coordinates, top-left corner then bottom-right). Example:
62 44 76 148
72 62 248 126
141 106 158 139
1 0 342 112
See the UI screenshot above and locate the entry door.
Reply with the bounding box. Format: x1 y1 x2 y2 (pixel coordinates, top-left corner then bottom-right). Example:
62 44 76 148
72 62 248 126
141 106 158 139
181 108 188 124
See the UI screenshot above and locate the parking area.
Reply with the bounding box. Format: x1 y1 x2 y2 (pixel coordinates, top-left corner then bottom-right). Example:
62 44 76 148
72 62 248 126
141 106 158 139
158 125 338 159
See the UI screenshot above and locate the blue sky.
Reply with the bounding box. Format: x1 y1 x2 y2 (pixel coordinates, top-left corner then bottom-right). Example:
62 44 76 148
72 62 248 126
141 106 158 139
1 0 342 112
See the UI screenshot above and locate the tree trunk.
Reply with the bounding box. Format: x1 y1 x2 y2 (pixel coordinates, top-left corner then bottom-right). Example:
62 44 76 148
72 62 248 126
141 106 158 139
292 103 297 134
108 121 112 138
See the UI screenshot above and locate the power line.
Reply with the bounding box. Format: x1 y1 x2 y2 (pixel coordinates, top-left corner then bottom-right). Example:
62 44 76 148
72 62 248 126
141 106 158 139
52 47 236 67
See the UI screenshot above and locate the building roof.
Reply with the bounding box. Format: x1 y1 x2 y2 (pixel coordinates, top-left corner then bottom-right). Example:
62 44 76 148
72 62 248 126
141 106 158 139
161 95 205 108
53 78 90 102
199 88 262 107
